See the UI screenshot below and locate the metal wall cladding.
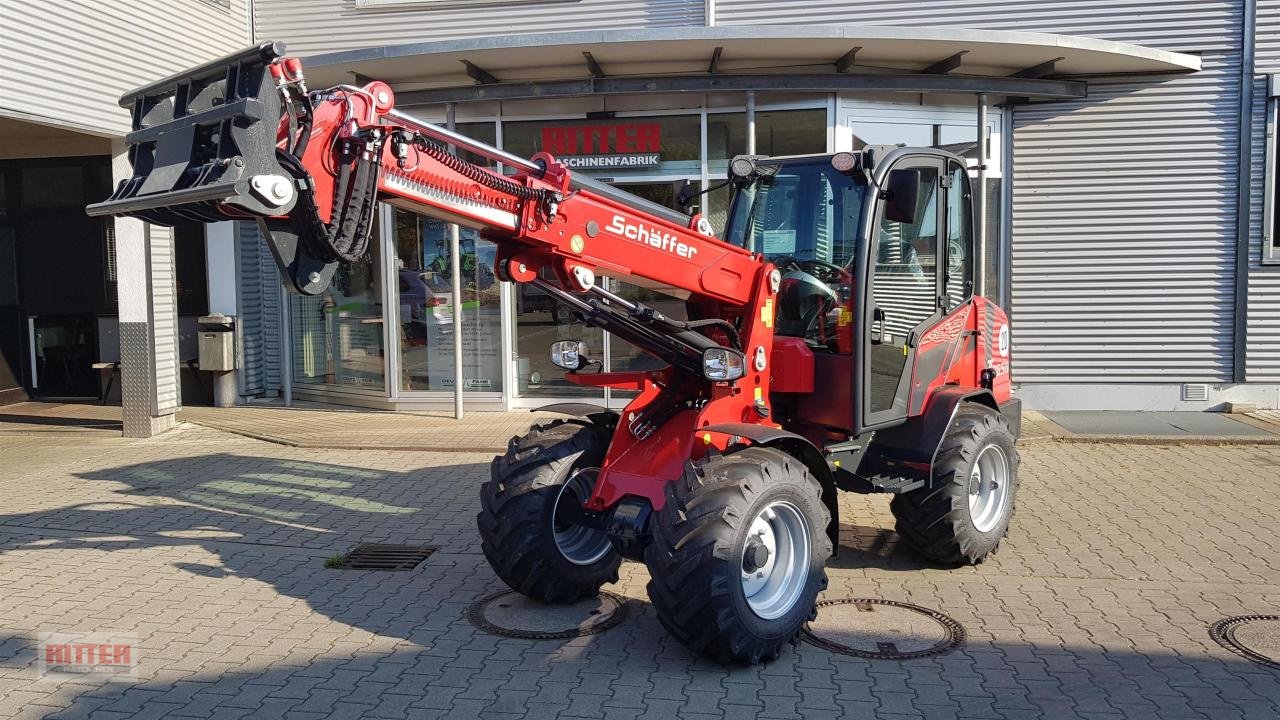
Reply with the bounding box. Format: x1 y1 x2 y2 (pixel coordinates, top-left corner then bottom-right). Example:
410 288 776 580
258 239 282 393
252 0 705 56
0 0 249 136
237 222 267 397
714 0 1240 52
1258 1 1280 73
1011 56 1241 383
718 1 1250 384
148 226 182 412
1246 74 1280 380
1256 2 1280 380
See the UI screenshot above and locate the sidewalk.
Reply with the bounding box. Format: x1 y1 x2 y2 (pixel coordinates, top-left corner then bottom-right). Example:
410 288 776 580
1024 409 1280 445
3 401 1280 449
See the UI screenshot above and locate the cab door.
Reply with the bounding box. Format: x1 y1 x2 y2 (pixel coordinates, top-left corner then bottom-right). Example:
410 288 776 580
861 157 945 429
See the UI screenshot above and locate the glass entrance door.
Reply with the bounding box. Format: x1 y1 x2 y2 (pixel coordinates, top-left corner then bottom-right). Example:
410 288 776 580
290 215 387 393
392 210 504 397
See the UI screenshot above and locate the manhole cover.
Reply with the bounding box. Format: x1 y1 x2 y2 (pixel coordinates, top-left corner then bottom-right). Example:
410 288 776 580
335 544 436 571
466 590 628 640
802 598 965 659
1210 615 1280 668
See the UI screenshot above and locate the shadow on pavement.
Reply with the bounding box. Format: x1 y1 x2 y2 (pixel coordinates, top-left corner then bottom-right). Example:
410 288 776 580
830 523 953 571
0 413 122 429
0 615 1275 720
2 452 1276 719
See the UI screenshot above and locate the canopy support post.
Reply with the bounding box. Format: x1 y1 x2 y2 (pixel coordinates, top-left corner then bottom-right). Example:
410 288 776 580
447 102 465 420
975 93 989 297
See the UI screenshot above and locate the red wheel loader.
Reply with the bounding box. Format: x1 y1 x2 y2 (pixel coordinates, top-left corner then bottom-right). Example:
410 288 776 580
88 43 1020 664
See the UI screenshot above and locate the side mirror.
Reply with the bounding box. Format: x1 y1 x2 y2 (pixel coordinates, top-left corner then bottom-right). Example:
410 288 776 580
870 307 886 345
884 169 921 224
675 179 695 212
550 340 592 371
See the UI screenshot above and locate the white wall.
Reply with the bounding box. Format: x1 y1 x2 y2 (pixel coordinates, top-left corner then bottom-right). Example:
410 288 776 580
253 0 705 55
0 0 251 136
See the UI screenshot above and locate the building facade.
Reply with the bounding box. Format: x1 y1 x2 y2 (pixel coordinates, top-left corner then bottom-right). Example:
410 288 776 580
0 0 249 433
4 1 1280 432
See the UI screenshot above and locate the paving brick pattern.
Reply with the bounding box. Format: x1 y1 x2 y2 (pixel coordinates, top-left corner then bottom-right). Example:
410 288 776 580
0 425 1277 719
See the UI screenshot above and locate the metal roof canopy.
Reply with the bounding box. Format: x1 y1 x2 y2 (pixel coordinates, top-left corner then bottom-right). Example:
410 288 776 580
299 26 1202 104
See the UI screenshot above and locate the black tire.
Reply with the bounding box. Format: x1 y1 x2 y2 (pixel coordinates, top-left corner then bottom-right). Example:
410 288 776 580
644 447 832 664
890 405 1019 565
479 420 621 601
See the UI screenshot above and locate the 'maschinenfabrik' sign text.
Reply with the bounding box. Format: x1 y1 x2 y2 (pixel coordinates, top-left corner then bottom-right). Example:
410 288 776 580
541 123 661 169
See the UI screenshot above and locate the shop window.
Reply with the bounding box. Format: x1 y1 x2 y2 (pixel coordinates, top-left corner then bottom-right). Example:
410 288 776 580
173 224 209 316
945 164 975 309
1265 76 1280 264
291 213 386 392
393 209 503 393
702 108 826 233
503 114 702 177
20 165 85 211
707 109 827 167
454 122 497 168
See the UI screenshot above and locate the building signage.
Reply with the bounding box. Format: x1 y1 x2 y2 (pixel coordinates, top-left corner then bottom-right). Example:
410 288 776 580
541 122 661 169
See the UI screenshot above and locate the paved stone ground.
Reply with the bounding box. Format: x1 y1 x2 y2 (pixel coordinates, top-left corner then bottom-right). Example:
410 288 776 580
4 402 1277 451
0 425 1277 719
0 402 565 452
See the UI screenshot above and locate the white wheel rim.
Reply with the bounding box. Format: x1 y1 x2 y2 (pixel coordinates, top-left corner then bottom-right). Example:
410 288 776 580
740 501 811 620
968 444 1011 534
551 468 612 566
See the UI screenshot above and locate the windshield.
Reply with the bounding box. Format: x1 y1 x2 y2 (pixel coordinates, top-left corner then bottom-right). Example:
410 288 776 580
722 157 867 267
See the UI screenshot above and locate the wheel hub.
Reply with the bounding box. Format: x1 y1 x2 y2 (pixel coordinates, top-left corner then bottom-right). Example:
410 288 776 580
551 468 613 566
742 537 771 573
967 444 1011 534
740 501 811 620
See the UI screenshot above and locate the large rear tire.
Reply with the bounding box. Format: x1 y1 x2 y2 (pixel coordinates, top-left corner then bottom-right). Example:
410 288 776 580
645 447 832 664
479 420 620 601
890 405 1019 564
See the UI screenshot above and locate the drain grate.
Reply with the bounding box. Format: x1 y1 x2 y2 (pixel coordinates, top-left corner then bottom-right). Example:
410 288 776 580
466 590 629 640
1210 615 1280 668
334 544 436 571
802 598 966 660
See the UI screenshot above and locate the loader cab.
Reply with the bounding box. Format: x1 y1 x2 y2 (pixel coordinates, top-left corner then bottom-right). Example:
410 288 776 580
722 149 976 435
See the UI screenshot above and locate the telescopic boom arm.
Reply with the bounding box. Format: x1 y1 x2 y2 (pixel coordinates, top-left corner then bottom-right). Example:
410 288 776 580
88 42 766 314
87 42 785 511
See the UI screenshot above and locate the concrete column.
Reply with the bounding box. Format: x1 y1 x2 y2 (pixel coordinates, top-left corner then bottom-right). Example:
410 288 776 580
112 140 180 437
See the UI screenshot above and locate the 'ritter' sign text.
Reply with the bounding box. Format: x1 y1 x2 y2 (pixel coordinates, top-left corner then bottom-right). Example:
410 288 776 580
541 123 661 169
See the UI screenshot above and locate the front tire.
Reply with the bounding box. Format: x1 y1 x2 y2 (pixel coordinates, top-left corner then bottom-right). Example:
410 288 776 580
890 405 1019 564
479 420 621 601
645 447 832 664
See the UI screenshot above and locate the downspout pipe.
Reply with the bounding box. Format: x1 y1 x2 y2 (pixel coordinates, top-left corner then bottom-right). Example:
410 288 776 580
1234 0 1257 383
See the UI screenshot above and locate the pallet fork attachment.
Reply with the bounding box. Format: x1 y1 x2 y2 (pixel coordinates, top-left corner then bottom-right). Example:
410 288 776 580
87 42 295 224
